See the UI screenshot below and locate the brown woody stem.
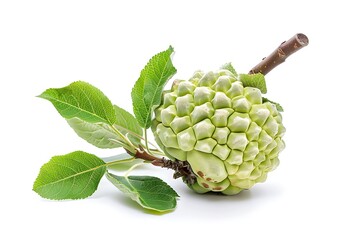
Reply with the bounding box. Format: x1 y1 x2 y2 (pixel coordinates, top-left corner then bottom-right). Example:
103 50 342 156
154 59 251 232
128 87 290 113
249 33 309 75
152 158 197 185
128 147 197 184
132 147 163 161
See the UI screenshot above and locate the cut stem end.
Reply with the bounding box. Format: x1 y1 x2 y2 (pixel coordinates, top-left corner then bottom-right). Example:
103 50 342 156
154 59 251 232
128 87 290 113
249 33 309 75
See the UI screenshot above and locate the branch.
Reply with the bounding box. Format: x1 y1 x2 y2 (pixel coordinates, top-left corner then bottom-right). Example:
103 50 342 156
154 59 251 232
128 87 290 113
249 33 309 75
132 147 163 161
152 158 197 185
128 147 197 185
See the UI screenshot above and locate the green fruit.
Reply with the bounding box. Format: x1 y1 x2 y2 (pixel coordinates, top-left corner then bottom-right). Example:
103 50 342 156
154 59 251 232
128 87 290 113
152 69 285 195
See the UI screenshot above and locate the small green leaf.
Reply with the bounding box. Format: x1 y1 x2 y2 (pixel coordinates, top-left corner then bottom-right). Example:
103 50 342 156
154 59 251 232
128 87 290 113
240 73 267 94
106 172 179 212
67 118 124 149
114 105 143 146
263 97 284 112
131 46 177 129
33 151 106 200
221 62 238 76
38 81 116 124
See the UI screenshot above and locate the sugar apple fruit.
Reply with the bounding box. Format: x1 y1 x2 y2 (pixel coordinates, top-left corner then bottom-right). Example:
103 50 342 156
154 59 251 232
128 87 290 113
152 69 285 195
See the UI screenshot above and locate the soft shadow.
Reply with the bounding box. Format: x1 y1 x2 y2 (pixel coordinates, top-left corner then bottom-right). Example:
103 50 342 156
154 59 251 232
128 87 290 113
194 189 254 202
177 183 284 218
109 193 175 216
187 183 282 202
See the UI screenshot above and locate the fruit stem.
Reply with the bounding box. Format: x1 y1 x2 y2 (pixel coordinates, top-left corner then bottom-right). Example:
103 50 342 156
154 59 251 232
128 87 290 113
126 147 197 185
130 146 163 161
152 158 197 185
249 33 309 75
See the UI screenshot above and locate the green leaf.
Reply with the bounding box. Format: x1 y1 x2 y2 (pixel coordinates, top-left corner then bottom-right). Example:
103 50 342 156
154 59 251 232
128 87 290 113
221 62 238 76
33 151 106 200
106 172 179 212
263 97 284 112
67 118 124 149
114 105 143 145
240 73 267 94
131 46 177 128
38 81 116 124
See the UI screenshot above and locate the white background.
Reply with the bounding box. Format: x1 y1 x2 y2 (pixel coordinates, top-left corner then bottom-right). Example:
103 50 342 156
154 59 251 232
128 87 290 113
1 0 359 239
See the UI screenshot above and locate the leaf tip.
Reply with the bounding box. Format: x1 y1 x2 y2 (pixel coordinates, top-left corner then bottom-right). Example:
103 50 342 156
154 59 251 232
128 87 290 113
221 62 238 76
263 97 284 112
36 89 50 99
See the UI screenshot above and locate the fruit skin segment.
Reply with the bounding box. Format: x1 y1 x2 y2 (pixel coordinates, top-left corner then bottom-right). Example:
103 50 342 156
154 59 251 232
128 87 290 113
152 70 285 195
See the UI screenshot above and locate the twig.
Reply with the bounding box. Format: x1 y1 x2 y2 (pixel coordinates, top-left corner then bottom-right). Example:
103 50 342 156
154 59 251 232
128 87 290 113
128 146 163 161
249 33 309 75
128 147 197 184
152 158 197 185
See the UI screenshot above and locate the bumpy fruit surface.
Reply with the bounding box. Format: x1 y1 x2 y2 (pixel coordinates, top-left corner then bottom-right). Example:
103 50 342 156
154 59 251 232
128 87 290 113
152 70 285 195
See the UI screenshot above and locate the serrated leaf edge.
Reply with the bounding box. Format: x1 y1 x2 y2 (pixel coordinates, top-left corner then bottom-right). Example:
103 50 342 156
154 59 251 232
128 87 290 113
263 97 284 112
131 46 177 128
33 152 106 200
220 62 238 76
240 73 267 94
38 93 112 124
106 172 178 212
38 81 116 124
